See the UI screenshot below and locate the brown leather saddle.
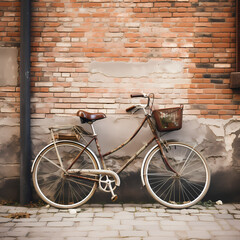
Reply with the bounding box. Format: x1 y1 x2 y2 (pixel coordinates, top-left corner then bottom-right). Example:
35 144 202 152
77 110 106 123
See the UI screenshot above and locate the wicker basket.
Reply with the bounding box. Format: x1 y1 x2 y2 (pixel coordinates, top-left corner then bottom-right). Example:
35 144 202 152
153 105 183 132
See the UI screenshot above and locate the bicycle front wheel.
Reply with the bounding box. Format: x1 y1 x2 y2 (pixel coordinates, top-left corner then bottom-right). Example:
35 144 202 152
143 142 210 209
32 141 99 208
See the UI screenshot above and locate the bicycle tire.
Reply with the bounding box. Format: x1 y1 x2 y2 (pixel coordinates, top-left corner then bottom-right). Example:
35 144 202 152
32 141 99 208
143 142 211 209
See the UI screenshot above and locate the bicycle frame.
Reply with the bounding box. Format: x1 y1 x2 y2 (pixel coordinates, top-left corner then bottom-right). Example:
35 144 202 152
67 113 177 178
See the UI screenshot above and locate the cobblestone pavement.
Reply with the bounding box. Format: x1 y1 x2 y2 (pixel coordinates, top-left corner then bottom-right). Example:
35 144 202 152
0 203 240 240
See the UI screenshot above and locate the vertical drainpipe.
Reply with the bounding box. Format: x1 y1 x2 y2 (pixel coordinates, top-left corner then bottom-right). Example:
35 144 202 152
236 0 239 71
20 0 32 205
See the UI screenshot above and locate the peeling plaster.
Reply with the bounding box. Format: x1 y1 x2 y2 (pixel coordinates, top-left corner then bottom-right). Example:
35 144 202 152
1 116 240 202
89 60 183 78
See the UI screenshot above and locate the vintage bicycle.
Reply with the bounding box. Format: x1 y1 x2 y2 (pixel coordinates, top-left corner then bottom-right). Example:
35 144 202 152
31 93 211 209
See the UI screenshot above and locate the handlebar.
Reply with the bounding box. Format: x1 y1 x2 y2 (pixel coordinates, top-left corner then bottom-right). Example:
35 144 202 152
130 93 147 98
126 93 154 114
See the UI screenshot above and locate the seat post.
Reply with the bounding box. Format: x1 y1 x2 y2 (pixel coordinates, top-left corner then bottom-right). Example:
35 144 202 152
90 123 97 136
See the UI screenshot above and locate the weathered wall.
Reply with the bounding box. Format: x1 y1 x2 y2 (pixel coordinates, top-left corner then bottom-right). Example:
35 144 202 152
0 0 240 203
29 115 240 203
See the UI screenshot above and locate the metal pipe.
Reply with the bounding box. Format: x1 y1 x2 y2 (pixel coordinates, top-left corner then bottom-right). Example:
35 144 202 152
20 0 32 205
236 0 239 71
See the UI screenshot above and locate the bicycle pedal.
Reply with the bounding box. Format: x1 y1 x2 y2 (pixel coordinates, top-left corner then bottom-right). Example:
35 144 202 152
111 195 118 202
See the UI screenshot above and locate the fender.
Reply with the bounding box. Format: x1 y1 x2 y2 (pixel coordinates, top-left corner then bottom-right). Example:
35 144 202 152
140 144 159 186
31 140 101 172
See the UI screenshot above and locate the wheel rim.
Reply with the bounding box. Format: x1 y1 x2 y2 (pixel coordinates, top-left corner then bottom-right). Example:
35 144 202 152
33 142 98 208
145 143 210 208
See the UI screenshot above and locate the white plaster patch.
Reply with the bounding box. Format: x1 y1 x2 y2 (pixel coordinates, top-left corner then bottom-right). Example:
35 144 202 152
89 60 183 78
208 125 224 137
225 134 236 152
225 121 240 135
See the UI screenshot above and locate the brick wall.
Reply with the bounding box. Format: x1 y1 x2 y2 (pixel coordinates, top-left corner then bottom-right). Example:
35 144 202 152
1 0 239 120
1 0 240 203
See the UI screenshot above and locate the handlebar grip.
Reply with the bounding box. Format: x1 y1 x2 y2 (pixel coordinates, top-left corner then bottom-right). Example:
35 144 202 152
126 105 136 112
131 93 145 98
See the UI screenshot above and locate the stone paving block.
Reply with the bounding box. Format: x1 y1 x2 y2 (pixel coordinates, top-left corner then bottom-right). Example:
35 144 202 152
103 207 123 212
16 222 47 227
92 218 120 226
121 219 158 226
54 231 88 237
0 206 11 213
0 237 15 240
67 238 97 240
39 216 63 222
63 217 92 222
53 213 76 218
188 221 222 231
134 212 156 218
135 207 149 212
0 227 10 232
214 213 234 219
148 230 176 237
201 209 219 214
120 230 148 237
172 214 199 221
123 207 136 212
36 213 54 218
233 204 240 209
180 209 200 214
157 212 171 217
47 221 74 227
161 224 190 231
12 218 38 223
77 225 108 231
0 217 11 223
215 204 236 210
161 220 188 227
47 208 60 213
216 219 232 230
198 214 215 221
166 209 181 214
149 208 166 213
187 230 211 239
77 212 94 218
113 211 134 220
213 236 240 240
145 216 162 221
17 238 47 240
94 212 114 217
4 230 28 237
37 208 49 213
134 224 161 231
229 210 240 214
145 237 178 240
227 219 240 230
210 230 240 237
88 230 119 238
110 224 134 231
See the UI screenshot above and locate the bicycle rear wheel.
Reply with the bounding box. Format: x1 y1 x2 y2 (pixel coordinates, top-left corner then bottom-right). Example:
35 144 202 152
143 142 210 209
32 141 99 208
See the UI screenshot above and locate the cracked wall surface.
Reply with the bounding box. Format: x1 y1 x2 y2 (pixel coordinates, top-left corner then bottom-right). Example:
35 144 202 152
1 115 239 203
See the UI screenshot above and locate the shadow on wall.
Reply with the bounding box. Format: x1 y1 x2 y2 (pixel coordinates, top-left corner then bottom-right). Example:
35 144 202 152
89 169 240 204
205 168 240 203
